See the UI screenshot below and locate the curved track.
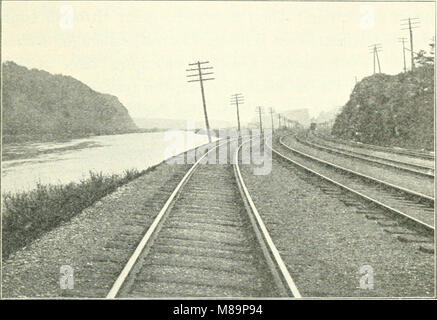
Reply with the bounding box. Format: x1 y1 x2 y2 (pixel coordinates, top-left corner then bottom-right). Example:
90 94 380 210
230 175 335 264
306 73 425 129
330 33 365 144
316 134 435 161
106 137 300 298
296 135 434 178
268 135 434 236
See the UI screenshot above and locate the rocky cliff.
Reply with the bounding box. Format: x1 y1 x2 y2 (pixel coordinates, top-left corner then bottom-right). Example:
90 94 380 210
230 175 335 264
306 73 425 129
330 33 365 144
332 65 434 151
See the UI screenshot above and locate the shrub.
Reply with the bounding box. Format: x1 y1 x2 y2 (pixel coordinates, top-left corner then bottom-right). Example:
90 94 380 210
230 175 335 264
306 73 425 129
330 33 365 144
2 169 145 259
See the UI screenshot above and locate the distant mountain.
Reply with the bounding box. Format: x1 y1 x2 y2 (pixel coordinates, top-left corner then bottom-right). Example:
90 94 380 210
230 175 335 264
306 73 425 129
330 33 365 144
282 108 311 127
2 61 137 141
248 108 311 129
314 107 342 123
133 117 235 130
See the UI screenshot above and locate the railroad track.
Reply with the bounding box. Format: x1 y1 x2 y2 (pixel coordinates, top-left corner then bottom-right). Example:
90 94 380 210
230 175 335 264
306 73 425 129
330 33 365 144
106 136 301 298
316 134 435 161
267 135 434 239
296 135 434 178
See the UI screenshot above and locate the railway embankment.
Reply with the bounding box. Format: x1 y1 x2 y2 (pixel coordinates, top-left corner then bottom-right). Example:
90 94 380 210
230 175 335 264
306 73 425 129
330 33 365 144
2 133 434 298
1 148 195 297
2 169 147 260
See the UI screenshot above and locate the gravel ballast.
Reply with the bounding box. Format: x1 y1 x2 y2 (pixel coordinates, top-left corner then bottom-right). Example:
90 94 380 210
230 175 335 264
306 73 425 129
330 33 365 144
239 140 434 297
314 135 434 169
282 135 434 197
276 136 434 227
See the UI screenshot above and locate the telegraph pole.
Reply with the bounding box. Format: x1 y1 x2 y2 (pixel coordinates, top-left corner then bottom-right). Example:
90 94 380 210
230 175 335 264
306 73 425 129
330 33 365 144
398 37 407 72
401 18 420 71
256 106 264 133
230 93 244 131
269 108 275 133
187 61 215 143
409 18 414 69
369 44 382 74
376 47 381 73
278 114 281 129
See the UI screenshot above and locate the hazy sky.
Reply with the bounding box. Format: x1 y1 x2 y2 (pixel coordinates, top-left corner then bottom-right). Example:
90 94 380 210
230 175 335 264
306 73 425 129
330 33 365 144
2 1 435 125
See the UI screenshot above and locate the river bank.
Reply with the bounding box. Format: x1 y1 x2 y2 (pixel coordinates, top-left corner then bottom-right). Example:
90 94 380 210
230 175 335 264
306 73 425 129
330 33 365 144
2 131 213 194
1 128 172 147
2 168 149 259
1 140 210 297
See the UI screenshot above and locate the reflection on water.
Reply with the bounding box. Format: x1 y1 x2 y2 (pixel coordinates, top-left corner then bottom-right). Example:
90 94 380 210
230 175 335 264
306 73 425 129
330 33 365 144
2 131 212 194
3 141 104 161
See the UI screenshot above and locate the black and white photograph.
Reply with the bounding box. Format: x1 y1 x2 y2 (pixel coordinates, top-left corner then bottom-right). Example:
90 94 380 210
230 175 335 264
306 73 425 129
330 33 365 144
0 0 435 303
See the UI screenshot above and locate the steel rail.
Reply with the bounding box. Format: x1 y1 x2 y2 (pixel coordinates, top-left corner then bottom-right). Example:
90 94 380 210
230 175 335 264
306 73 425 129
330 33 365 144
233 137 302 298
316 134 435 161
295 135 434 178
107 135 301 298
279 136 434 205
265 137 434 235
106 139 229 298
312 134 435 170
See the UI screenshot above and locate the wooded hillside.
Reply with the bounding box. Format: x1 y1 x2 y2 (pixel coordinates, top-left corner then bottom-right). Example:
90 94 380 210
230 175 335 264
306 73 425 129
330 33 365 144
2 61 137 142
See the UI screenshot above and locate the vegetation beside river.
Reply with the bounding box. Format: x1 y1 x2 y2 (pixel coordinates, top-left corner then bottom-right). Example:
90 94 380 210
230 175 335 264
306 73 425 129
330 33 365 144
2 168 156 259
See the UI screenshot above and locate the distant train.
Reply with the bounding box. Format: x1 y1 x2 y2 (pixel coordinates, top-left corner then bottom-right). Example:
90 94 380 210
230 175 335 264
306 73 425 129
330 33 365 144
310 122 317 131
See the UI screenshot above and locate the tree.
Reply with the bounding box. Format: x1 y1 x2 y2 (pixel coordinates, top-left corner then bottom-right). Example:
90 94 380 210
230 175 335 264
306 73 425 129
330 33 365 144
414 42 434 67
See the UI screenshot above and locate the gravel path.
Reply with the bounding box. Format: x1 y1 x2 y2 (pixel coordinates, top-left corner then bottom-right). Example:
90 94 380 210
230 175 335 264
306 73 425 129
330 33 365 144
1 145 211 298
282 135 434 198
239 141 434 297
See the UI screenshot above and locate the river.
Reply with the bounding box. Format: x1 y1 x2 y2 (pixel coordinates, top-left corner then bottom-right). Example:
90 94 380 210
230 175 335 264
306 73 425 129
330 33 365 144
1 131 213 194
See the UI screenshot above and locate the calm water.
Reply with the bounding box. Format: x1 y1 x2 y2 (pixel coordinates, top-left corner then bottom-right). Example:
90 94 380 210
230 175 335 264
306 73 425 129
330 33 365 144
2 131 213 194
